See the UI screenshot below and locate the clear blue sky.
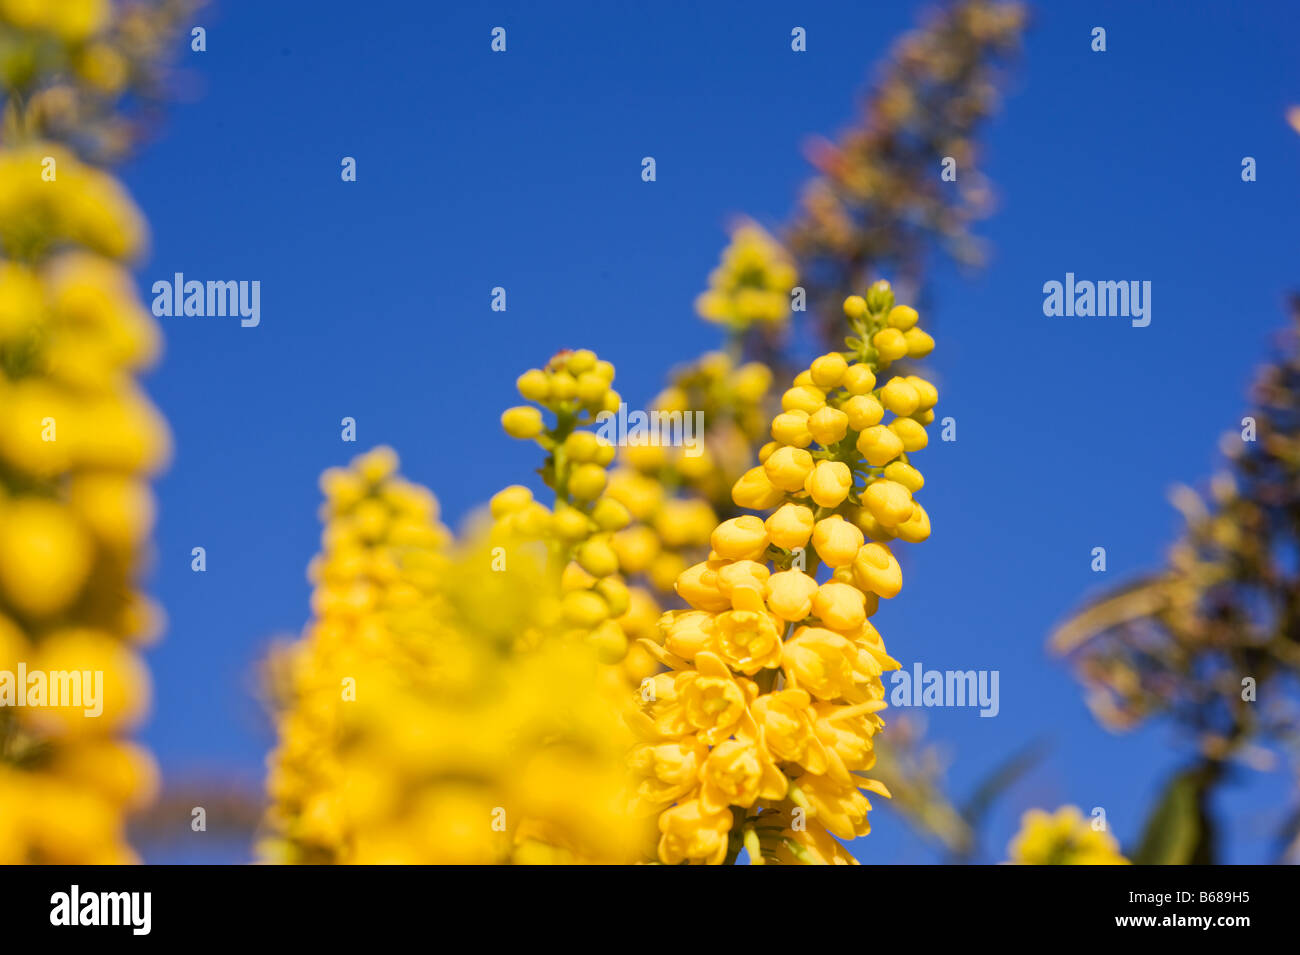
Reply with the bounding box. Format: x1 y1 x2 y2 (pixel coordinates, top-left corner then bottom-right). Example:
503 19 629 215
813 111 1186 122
119 0 1300 863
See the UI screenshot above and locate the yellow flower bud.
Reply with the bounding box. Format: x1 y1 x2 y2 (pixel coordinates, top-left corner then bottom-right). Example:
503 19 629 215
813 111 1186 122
757 441 779 464
562 589 609 627
576 371 609 405
813 581 867 632
883 461 924 492
512 501 552 537
490 484 534 517
887 305 919 330
625 443 667 472
781 385 826 415
549 371 578 400
879 378 920 416
711 515 770 561
568 463 608 500
889 417 928 452
563 430 602 462
594 576 631 617
587 620 628 663
863 479 915 527
611 525 659 572
805 460 853 508
731 362 772 403
771 410 813 447
566 348 598 374
904 327 935 358
842 394 884 431
809 353 848 388
0 499 93 617
501 405 544 439
765 569 819 621
906 375 938 411
561 561 598 592
732 466 785 510
591 496 631 531
516 369 550 402
872 328 908 362
807 406 849 446
856 425 904 467
766 503 815 550
893 501 931 543
811 515 864 568
602 389 622 414
842 295 868 320
649 552 689 593
763 446 815 491
841 364 877 395
852 542 902 598
552 505 591 540
675 561 732 613
576 537 620 577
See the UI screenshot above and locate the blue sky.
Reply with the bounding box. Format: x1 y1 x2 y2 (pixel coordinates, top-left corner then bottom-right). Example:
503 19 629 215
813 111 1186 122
118 0 1300 862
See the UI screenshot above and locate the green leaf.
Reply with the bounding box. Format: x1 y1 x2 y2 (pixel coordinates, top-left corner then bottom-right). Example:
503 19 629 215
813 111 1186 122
1132 766 1217 865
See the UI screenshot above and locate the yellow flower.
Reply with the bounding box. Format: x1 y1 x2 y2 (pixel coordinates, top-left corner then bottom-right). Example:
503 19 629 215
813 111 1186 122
765 502 815 551
699 738 787 813
1006 806 1130 865
763 445 815 491
852 542 903 598
713 610 784 675
710 515 769 561
862 479 915 528
811 515 865 567
732 465 786 510
765 569 820 622
657 798 733 865
805 460 853 508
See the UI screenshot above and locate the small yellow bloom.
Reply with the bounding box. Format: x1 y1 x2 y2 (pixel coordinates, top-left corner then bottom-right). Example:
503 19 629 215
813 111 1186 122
852 542 902 598
856 425 904 467
805 460 853 508
763 446 815 492
764 569 819 621
810 515 864 568
765 503 815 550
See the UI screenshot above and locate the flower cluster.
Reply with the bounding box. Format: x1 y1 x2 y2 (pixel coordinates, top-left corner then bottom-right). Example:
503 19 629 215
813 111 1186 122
0 142 167 862
0 0 195 161
263 447 640 863
694 222 797 333
498 349 650 666
605 351 772 592
1005 807 1129 865
628 281 935 864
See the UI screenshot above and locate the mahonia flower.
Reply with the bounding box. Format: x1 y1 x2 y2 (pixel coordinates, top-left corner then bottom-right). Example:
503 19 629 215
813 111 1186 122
498 348 648 665
1005 807 1129 865
629 281 936 864
0 143 167 862
263 447 644 864
695 222 797 333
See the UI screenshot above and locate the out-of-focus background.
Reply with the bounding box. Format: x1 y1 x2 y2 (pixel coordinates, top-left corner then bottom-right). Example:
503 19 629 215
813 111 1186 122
116 0 1299 862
